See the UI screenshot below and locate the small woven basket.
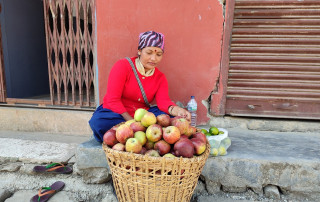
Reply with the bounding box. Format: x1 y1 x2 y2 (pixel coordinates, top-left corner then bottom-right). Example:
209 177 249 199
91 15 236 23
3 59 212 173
102 134 210 202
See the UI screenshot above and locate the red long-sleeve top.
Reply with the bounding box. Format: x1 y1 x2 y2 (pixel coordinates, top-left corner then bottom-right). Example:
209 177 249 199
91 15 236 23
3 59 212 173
103 57 176 117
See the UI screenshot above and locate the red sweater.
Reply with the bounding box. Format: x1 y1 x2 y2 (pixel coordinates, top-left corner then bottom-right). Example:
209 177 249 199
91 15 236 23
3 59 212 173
103 57 176 117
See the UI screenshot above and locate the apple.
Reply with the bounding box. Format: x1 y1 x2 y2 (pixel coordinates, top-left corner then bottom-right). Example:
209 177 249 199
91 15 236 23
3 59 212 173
103 129 118 147
145 149 160 157
140 147 147 155
112 143 125 151
154 140 171 156
130 121 146 133
170 116 183 126
163 153 176 158
125 138 142 153
141 112 157 127
134 131 147 146
163 126 181 144
173 118 190 135
116 124 134 144
145 140 155 150
111 125 119 131
192 132 207 143
184 125 197 137
180 135 189 140
173 139 195 158
146 124 163 142
156 114 171 127
134 108 148 121
190 138 206 155
125 119 136 126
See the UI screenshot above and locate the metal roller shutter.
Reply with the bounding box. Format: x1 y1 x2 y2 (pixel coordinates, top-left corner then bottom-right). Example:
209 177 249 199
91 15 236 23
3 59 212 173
225 0 320 119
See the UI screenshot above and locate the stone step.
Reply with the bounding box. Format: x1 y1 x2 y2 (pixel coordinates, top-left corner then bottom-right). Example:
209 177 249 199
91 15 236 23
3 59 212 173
0 131 90 164
76 127 320 201
1 129 319 201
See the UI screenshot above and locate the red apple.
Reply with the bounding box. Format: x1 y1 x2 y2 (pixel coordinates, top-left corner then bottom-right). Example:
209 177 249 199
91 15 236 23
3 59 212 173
103 129 118 147
170 116 182 126
146 124 163 142
184 125 197 137
173 118 190 135
145 149 160 157
134 131 147 146
173 139 195 158
141 112 157 127
192 132 207 143
125 138 142 154
140 147 147 155
134 108 148 121
190 138 206 155
180 135 189 140
130 122 146 132
116 124 134 144
111 125 119 131
112 143 125 151
145 140 155 150
154 140 171 156
156 114 171 127
163 126 181 144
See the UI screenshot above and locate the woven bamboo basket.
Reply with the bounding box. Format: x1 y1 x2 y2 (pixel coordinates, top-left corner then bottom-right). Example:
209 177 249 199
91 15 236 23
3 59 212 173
102 132 210 202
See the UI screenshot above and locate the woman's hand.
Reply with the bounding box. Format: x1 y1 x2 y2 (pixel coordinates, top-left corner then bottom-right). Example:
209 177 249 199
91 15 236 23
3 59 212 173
170 106 191 121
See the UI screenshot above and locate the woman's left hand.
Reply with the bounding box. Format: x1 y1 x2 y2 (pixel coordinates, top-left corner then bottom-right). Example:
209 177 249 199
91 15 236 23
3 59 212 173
170 106 191 121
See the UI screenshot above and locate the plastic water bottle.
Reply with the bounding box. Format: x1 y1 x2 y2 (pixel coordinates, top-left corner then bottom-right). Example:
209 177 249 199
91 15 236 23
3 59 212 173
187 96 197 127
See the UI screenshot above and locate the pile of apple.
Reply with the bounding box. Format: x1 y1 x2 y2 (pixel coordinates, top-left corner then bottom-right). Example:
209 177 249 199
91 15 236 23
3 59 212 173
103 108 207 158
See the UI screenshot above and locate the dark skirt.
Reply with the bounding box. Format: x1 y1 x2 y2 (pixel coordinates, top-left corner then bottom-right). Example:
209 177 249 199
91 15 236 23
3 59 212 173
88 105 168 143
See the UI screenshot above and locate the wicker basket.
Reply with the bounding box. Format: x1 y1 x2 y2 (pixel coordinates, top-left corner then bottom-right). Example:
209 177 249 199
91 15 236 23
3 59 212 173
102 138 210 202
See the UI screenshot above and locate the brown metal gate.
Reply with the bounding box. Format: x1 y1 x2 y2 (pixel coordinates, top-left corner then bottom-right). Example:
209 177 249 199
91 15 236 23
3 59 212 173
225 0 320 119
43 0 95 107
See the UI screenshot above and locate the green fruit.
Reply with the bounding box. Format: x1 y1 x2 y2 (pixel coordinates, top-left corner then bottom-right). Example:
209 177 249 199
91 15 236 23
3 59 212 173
211 148 219 156
218 131 224 135
205 132 211 137
201 129 208 134
218 146 227 156
209 127 219 136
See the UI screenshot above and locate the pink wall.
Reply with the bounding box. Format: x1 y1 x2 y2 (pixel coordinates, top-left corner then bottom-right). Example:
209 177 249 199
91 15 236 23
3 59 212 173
96 0 224 124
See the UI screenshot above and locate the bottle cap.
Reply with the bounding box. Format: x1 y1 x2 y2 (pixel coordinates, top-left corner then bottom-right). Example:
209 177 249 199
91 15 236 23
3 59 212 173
191 96 195 99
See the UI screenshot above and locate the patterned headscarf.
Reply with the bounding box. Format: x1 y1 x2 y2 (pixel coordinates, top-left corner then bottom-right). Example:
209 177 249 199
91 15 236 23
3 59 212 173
138 31 165 52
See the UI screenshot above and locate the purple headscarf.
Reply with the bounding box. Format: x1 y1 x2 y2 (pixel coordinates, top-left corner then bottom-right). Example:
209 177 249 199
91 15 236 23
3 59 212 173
138 31 165 52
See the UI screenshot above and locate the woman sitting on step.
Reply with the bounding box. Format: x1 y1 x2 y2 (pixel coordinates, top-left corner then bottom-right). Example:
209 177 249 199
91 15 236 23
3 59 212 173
89 31 190 143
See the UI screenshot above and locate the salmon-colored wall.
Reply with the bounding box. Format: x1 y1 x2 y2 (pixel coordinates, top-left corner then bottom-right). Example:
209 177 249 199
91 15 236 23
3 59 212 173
96 0 224 124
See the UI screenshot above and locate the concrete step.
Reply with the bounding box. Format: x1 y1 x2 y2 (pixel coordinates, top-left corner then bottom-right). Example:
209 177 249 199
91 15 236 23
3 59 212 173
0 129 319 201
0 131 90 164
0 106 93 135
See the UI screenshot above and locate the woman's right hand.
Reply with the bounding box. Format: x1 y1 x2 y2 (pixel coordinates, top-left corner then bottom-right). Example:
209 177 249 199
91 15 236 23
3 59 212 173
170 106 191 121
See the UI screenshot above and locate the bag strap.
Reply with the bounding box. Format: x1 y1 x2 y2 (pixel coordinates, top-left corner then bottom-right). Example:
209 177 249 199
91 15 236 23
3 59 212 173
125 57 150 107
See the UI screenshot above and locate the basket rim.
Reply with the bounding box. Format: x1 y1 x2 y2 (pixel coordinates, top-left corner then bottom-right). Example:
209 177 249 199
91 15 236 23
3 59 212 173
102 141 210 164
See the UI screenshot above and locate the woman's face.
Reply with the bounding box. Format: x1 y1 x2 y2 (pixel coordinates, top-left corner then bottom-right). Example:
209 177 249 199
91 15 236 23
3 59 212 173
139 47 163 71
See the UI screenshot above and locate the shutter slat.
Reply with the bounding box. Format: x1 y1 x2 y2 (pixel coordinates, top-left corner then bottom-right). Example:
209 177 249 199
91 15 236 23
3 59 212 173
233 28 320 36
235 9 320 19
226 0 320 119
229 64 320 72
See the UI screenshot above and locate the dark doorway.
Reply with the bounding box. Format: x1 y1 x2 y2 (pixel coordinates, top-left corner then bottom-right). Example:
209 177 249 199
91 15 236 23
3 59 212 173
0 0 49 99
